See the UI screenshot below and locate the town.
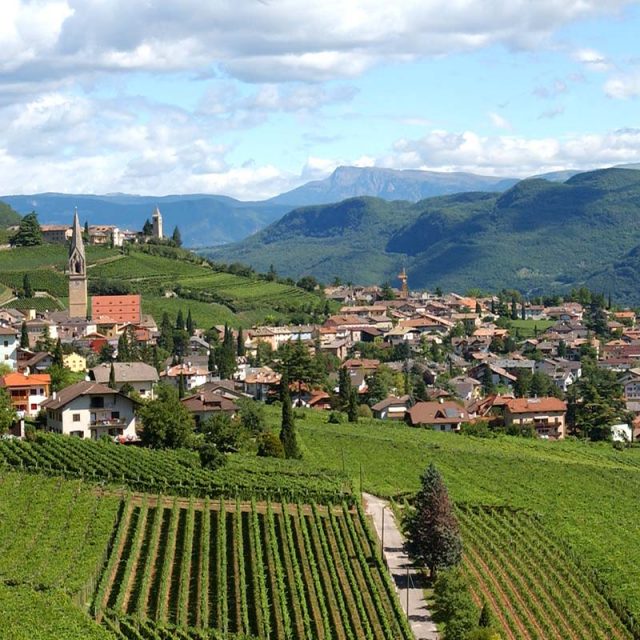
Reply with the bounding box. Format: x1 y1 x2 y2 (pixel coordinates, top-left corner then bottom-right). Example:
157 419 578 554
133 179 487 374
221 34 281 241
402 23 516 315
0 210 632 447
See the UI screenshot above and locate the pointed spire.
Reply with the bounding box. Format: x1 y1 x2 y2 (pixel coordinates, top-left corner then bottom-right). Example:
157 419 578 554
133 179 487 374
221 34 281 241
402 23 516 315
69 208 85 258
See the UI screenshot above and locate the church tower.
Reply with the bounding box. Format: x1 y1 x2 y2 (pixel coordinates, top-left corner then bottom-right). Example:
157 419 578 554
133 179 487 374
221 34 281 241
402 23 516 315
152 206 163 239
68 209 87 318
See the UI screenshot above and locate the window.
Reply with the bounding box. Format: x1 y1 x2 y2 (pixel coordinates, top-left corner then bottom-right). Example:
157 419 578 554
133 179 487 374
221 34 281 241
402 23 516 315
30 404 37 411
70 431 84 438
3 355 7 361
90 397 104 409
3 341 7 347
111 411 120 420
73 413 80 422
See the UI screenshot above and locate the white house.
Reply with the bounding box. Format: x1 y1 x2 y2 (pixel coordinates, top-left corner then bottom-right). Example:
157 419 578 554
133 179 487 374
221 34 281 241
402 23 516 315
41 380 137 440
160 362 209 391
0 326 18 370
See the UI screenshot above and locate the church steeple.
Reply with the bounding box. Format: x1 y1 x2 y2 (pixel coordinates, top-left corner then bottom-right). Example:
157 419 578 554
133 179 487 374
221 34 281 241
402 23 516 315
68 208 87 318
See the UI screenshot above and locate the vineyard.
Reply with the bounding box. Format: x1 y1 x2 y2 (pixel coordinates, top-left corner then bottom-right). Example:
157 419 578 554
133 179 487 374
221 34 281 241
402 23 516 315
93 495 412 640
458 505 633 640
0 433 352 503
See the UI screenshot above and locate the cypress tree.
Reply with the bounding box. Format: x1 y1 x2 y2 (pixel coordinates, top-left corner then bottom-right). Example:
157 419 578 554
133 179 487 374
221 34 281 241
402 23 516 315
347 387 359 423
479 601 492 627
279 371 301 459
172 226 182 247
237 327 245 356
108 362 117 389
186 308 194 335
178 372 186 399
175 309 185 331
117 331 130 362
20 321 29 349
158 312 174 353
52 338 64 368
406 463 462 578
208 348 216 375
22 273 33 298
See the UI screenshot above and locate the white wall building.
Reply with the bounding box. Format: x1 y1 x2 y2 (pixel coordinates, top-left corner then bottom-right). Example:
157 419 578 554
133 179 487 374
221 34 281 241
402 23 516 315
0 327 18 370
42 381 137 440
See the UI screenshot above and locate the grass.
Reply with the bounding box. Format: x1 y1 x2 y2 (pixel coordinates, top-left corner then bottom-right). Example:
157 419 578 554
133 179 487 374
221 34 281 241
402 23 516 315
509 319 555 337
259 406 640 624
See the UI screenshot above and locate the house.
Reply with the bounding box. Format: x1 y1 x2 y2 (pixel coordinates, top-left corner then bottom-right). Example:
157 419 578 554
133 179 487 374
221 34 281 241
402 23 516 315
196 380 249 401
620 368 640 401
63 352 87 373
17 351 55 373
0 326 18 370
181 390 238 426
372 395 413 420
406 400 470 432
160 362 209 392
90 362 159 399
449 376 483 402
0 371 51 418
91 295 142 324
242 366 281 401
503 397 567 440
41 224 72 243
41 380 137 439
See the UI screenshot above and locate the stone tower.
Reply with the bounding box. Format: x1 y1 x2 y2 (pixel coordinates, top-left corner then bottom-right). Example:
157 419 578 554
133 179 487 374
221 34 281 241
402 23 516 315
152 206 163 239
68 208 87 318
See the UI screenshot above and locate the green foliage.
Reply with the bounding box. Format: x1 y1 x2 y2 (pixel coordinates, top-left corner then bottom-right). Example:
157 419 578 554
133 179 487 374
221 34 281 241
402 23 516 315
138 385 195 449
280 374 301 459
405 463 462 576
0 388 16 434
200 413 241 453
198 441 227 470
10 212 42 247
433 567 478 640
237 397 266 435
257 431 285 458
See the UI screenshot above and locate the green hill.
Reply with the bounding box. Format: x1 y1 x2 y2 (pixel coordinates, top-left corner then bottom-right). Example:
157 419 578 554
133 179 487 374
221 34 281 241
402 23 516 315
0 244 323 327
208 168 640 302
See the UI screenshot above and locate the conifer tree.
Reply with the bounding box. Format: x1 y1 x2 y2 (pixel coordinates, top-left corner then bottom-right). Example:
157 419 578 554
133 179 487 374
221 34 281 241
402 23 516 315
207 348 216 375
117 331 130 362
280 370 301 459
22 273 33 298
20 321 29 349
172 226 182 247
237 327 245 356
10 212 42 246
406 463 462 578
108 362 117 389
338 366 351 410
347 387 359 423
52 338 64 368
175 309 185 331
178 372 186 399
186 308 194 335
158 312 174 353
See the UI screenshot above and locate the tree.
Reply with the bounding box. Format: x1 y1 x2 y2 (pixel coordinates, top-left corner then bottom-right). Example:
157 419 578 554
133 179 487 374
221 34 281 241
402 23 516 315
175 309 185 331
338 366 352 411
186 308 194 336
207 348 217 375
405 463 462 577
22 273 33 298
257 432 285 458
365 370 389 407
237 327 245 357
117 331 130 362
296 275 318 292
274 338 319 402
19 321 29 349
237 397 265 435
0 388 16 434
199 442 226 470
52 338 64 368
158 312 174 353
11 212 42 246
200 413 241 453
138 385 194 449
35 324 53 353
108 362 117 389
347 387 359 423
478 602 492 628
380 281 396 300
481 366 495 395
216 324 237 380
142 218 153 236
280 371 301 459
172 226 182 247
572 361 629 440
433 567 478 640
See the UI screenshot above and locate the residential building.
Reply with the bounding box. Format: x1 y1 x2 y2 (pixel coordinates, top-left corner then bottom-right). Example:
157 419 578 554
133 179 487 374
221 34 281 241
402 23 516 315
63 352 87 373
41 224 71 244
89 362 159 399
160 362 209 391
372 395 413 420
181 390 238 426
0 372 51 417
503 397 568 440
91 295 141 324
0 327 18 369
41 381 137 439
406 400 470 432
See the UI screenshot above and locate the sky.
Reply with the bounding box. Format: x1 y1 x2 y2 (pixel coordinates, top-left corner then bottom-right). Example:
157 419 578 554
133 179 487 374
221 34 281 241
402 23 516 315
2 0 640 199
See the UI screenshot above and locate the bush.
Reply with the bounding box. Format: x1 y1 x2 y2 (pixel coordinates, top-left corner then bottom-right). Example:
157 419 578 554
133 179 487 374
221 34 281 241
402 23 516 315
256 432 285 458
199 442 226 470
327 411 344 424
357 404 372 419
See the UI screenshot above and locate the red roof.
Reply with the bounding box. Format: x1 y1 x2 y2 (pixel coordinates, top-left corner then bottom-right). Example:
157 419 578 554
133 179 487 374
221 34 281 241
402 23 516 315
0 372 51 388
505 397 567 414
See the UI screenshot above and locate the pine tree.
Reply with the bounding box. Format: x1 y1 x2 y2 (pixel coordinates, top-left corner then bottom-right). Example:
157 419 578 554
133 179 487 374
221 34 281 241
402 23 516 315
479 601 492 627
117 331 130 362
158 312 174 353
406 463 462 578
338 366 351 410
108 362 117 389
186 308 194 335
142 219 153 236
20 321 29 349
178 373 186 399
10 212 42 247
279 371 301 459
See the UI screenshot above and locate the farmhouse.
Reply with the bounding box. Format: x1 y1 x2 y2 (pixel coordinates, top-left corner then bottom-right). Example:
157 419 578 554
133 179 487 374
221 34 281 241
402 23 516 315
41 380 137 439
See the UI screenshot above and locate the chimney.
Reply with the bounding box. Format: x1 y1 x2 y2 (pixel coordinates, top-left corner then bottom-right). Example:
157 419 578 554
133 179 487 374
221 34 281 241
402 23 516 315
438 397 444 404
52 391 57 400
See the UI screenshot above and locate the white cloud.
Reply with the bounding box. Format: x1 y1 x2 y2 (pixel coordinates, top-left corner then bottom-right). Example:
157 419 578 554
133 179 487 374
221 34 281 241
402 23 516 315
573 48 611 72
0 0 632 91
488 112 512 130
384 127 640 176
605 73 640 99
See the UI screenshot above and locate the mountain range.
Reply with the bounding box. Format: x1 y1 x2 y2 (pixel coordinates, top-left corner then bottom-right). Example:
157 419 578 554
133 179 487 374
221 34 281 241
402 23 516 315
207 168 640 304
1 165 582 248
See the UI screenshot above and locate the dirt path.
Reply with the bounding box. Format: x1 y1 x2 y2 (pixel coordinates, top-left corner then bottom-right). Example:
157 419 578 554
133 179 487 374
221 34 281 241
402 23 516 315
363 493 439 640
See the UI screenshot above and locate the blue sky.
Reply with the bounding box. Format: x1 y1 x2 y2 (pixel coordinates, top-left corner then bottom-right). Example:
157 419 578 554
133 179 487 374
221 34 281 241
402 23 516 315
1 0 640 198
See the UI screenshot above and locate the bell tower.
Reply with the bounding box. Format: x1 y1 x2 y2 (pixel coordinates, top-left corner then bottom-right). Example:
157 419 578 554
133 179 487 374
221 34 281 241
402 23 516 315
68 208 87 318
152 206 163 239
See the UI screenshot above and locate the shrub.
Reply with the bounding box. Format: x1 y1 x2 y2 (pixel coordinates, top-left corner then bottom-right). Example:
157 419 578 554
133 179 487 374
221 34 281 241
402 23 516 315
327 411 344 424
257 432 285 458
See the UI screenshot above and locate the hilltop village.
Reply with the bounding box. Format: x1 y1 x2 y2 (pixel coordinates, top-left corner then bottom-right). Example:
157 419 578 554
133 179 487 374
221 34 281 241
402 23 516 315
0 210 633 445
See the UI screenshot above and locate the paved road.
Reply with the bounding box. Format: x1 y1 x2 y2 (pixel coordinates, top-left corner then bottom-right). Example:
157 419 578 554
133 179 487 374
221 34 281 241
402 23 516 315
363 493 439 640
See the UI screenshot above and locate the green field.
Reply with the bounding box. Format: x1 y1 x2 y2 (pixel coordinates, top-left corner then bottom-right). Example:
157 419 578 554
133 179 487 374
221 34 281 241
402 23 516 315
95 495 411 640
270 409 640 629
509 318 555 337
0 245 321 327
